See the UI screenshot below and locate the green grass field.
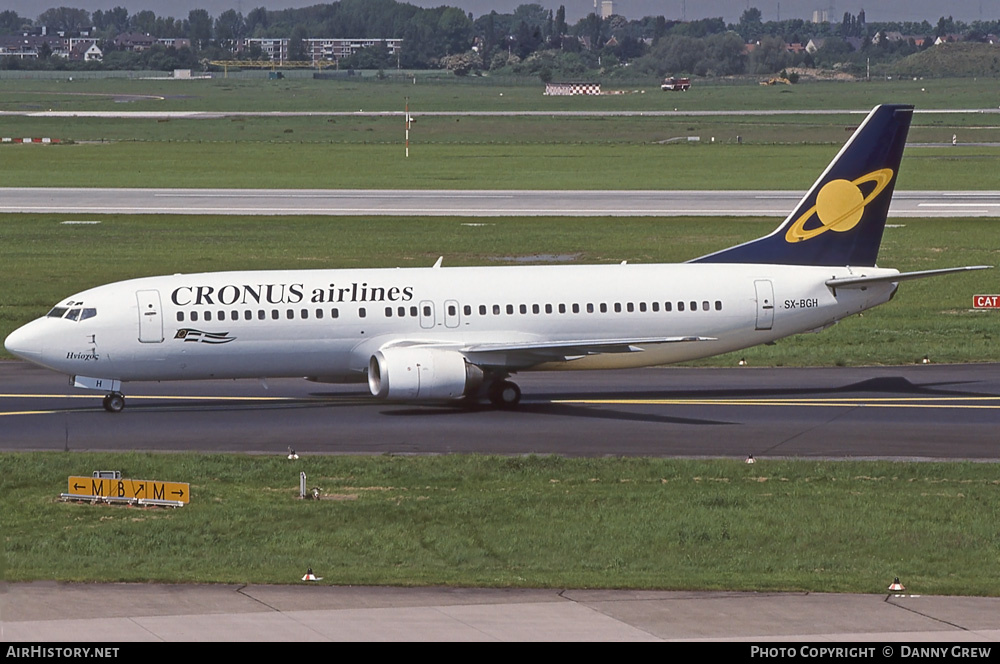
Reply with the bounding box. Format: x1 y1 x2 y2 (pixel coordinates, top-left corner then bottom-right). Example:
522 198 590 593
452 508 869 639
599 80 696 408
1 75 999 112
0 77 998 189
0 139 998 190
4 453 1000 593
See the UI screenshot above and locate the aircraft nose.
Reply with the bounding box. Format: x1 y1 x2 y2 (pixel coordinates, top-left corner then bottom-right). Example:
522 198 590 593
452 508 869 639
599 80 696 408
4 321 45 360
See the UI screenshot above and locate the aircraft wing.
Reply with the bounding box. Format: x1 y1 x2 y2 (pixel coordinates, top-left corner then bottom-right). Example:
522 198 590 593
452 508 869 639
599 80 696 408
460 336 715 363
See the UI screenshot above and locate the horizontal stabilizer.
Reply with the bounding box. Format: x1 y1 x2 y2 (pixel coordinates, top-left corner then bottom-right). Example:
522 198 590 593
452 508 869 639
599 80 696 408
826 265 992 289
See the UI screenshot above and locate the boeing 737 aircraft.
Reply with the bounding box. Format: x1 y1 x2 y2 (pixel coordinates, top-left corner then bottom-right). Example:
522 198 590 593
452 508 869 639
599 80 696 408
3 104 990 412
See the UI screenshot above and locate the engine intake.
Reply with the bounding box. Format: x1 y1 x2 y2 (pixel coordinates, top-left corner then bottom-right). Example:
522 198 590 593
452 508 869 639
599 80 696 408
368 347 483 400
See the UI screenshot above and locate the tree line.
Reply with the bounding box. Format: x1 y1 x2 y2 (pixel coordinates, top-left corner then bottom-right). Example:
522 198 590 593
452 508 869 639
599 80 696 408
2 2 998 76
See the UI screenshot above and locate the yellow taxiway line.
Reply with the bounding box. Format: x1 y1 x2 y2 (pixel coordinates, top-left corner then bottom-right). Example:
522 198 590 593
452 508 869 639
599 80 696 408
554 396 1000 410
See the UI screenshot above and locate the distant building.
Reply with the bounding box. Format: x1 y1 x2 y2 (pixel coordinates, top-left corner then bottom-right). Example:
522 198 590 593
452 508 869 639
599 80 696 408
69 40 102 62
111 33 189 53
600 1 614 19
0 35 68 58
238 37 402 65
158 38 191 50
114 32 156 51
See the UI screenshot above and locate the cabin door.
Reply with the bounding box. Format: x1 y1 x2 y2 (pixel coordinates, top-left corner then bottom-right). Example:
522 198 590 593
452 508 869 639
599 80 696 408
136 289 164 343
754 280 775 331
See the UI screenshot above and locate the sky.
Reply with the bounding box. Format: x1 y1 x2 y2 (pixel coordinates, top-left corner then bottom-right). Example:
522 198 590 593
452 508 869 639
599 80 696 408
4 1 994 25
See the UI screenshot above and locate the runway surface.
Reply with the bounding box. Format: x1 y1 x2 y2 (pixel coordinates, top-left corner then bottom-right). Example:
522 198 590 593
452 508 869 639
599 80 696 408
2 362 998 459
2 187 1000 217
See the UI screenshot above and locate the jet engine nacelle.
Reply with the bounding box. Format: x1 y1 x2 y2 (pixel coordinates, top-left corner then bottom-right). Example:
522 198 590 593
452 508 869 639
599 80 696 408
368 347 483 400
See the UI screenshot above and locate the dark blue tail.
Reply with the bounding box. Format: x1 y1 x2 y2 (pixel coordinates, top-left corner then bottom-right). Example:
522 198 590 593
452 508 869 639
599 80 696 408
692 104 913 267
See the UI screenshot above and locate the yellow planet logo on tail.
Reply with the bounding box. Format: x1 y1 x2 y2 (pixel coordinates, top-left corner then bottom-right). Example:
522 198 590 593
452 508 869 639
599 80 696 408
785 168 894 243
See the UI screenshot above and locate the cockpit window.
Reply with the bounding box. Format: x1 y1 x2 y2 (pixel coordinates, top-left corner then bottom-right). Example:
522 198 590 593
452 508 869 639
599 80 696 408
45 306 97 321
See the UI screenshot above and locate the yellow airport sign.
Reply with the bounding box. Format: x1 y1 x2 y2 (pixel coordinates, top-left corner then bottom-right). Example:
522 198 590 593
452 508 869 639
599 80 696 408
68 476 190 504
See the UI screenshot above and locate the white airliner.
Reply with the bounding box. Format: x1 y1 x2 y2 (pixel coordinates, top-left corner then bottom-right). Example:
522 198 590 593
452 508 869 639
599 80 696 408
3 104 990 412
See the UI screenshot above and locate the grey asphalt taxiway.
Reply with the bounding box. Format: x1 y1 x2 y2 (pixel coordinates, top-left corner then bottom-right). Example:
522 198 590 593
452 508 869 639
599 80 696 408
2 361 998 458
2 187 1000 217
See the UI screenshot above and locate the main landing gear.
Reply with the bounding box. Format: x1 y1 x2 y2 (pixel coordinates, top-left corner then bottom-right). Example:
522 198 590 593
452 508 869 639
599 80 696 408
488 379 521 408
102 392 125 413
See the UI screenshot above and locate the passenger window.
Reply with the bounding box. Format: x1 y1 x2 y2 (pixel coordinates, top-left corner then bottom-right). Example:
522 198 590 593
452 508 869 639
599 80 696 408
464 305 472 316
301 309 309 319
587 303 594 313
286 309 294 319
359 308 367 318
702 301 709 311
258 310 265 320
506 304 513 315
231 311 239 321
449 304 458 316
191 311 199 322
271 310 279 320
245 310 252 320
532 304 539 314
558 304 566 314
479 305 487 315
665 302 672 312
398 307 406 317
627 303 634 313
600 303 607 313
715 301 723 311
614 303 622 313
317 309 324 319
677 302 684 312
409 306 417 317
177 312 185 322
572 303 580 313
690 301 697 312
331 308 339 318
205 311 212 321
519 304 527 314
385 307 393 317
545 304 552 314
639 302 647 313
652 302 660 312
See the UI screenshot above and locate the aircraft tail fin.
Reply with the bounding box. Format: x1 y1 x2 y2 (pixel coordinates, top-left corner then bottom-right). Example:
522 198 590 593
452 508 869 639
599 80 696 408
692 104 914 267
